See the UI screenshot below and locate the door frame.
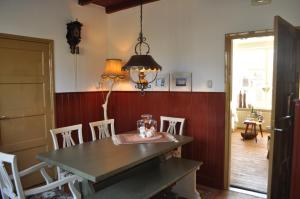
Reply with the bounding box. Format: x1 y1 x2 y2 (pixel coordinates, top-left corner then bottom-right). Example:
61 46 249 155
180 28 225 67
224 29 274 191
0 33 56 150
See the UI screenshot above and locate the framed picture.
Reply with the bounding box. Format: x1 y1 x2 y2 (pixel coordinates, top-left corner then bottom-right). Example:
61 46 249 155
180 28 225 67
170 72 192 92
150 73 169 91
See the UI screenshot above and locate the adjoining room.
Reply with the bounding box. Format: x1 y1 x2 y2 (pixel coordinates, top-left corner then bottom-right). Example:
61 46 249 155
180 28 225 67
230 35 274 195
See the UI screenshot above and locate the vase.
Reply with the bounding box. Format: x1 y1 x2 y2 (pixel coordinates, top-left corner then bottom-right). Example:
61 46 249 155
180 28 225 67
137 114 157 138
239 90 243 108
243 92 247 108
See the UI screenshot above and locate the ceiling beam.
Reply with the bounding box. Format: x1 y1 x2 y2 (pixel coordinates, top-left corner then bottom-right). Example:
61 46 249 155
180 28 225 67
105 0 159 14
78 0 93 6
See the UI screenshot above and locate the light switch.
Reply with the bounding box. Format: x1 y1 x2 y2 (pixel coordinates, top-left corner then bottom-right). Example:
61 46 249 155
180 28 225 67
207 80 213 88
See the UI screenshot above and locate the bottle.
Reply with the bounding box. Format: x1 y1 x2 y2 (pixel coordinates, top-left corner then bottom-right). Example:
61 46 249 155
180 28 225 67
239 91 242 108
243 91 247 108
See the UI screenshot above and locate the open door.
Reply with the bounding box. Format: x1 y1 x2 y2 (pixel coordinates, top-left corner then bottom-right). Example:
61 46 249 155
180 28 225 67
269 16 300 199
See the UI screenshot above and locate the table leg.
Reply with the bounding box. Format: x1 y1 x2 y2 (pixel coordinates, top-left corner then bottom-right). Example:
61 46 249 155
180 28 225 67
254 124 257 142
243 124 249 141
172 167 201 199
81 180 95 198
259 124 263 137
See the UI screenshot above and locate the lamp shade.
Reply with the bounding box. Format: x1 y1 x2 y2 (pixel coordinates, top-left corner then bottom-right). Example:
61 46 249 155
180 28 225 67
122 55 162 71
101 59 126 80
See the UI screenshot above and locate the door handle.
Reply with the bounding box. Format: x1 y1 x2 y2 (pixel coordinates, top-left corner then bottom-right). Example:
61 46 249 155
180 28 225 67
287 92 294 115
279 115 291 121
0 116 8 120
274 128 284 133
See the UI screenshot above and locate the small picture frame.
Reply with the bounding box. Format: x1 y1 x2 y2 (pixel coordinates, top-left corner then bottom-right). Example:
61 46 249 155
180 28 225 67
170 72 192 92
150 73 169 91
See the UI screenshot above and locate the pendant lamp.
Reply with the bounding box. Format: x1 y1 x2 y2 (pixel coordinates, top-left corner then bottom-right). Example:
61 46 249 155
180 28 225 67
121 0 162 92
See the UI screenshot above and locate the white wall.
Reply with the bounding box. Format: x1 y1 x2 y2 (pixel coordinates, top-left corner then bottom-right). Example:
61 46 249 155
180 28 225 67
1 0 299 92
107 0 300 92
0 0 107 92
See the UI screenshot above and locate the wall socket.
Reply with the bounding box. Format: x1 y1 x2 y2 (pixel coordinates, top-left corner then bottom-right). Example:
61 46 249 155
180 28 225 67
207 80 213 88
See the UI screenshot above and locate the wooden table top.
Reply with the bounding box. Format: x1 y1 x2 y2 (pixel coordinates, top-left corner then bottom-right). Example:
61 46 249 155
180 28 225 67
243 119 263 125
37 135 193 183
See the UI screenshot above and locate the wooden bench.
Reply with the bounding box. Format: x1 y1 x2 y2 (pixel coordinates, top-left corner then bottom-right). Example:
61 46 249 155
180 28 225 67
87 158 202 199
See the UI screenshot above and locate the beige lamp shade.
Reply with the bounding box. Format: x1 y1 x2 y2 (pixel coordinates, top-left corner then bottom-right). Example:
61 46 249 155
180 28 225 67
101 59 126 80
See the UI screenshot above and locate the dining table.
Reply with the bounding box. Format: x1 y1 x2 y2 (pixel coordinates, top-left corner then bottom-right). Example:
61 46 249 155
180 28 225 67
37 133 201 198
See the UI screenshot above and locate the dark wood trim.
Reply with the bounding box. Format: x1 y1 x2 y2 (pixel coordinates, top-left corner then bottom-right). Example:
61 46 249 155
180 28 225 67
78 0 160 13
105 0 159 14
225 29 273 39
78 0 92 6
224 34 232 189
291 100 300 199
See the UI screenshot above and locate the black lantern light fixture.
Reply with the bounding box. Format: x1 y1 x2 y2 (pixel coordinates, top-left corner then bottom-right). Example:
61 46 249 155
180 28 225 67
121 0 162 92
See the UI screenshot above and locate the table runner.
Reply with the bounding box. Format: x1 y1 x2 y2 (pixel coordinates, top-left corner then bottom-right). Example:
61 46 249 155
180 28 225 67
112 132 178 145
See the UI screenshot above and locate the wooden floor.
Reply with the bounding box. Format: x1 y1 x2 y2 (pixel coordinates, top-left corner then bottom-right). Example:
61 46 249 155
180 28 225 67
207 190 263 199
212 191 263 199
230 129 269 193
198 185 264 199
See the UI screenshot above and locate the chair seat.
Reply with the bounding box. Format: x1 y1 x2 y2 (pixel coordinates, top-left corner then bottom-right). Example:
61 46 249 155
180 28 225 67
28 188 72 199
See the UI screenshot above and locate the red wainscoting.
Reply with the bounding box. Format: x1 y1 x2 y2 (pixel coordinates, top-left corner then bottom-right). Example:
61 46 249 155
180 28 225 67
291 100 300 199
55 91 225 189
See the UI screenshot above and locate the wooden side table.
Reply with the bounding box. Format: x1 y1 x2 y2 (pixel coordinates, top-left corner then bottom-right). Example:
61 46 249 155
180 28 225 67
241 119 263 142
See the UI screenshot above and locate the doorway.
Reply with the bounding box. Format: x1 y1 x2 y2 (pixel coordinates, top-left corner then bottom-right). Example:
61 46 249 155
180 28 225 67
224 31 274 197
225 17 300 199
230 35 274 194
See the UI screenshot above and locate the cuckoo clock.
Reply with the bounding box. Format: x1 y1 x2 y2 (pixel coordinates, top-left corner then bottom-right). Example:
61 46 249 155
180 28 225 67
66 20 83 54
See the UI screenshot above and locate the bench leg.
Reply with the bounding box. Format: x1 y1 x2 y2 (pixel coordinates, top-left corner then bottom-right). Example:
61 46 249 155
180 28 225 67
172 168 201 199
81 180 95 198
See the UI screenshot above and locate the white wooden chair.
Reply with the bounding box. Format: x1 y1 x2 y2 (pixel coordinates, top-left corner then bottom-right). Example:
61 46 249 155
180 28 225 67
160 116 185 158
0 152 81 199
50 124 83 182
89 119 115 141
160 116 185 136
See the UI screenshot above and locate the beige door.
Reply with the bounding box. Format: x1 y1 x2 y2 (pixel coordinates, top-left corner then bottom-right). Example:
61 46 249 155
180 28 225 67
0 34 54 188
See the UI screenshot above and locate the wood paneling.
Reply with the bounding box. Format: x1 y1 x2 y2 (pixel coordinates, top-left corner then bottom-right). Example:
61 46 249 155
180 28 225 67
291 100 300 199
55 91 225 189
55 92 103 142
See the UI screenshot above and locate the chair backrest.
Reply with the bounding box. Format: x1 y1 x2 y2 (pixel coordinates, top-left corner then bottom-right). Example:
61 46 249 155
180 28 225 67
160 116 185 135
0 152 25 199
50 124 83 150
89 119 115 141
